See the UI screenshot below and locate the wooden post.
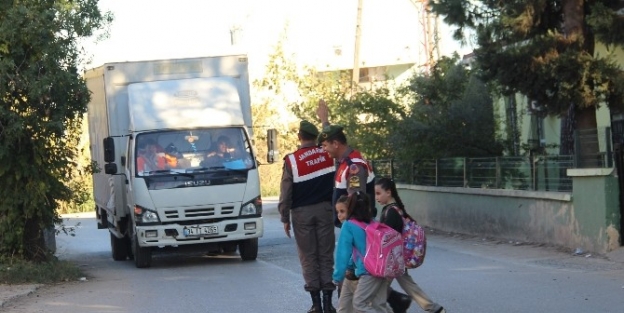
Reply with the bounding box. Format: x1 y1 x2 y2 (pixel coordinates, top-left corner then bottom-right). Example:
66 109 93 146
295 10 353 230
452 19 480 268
352 0 363 93
495 157 501 188
463 158 467 187
435 159 438 186
606 127 613 167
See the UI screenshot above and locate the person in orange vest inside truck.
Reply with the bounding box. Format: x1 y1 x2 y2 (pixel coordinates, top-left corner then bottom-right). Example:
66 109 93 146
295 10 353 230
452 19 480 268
137 138 166 174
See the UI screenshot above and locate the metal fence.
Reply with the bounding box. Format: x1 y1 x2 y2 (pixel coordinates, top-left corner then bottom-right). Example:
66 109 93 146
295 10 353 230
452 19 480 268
575 127 613 168
372 155 575 192
371 127 619 192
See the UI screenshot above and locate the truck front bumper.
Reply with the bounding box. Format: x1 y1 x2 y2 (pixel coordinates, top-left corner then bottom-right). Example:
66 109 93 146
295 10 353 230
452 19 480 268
135 217 263 247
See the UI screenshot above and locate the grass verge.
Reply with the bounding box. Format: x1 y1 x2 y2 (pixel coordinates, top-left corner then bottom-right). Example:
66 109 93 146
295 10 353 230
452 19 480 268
0 258 84 285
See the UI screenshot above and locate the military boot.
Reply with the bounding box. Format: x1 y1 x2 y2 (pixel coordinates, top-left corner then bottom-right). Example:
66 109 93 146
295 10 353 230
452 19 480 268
308 291 322 313
322 290 336 313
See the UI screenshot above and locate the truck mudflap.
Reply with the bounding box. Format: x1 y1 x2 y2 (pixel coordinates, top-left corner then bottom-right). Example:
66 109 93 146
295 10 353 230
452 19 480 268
134 217 263 247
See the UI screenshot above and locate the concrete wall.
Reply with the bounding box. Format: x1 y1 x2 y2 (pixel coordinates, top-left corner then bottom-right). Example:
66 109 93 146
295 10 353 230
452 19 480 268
567 168 621 252
396 173 621 254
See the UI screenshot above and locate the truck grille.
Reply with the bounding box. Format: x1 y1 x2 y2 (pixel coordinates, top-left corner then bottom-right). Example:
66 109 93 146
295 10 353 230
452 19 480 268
164 206 235 219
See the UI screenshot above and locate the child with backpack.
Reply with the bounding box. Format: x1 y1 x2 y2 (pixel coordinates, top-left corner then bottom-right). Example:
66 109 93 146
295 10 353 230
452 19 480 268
332 191 394 313
375 177 446 313
334 195 358 313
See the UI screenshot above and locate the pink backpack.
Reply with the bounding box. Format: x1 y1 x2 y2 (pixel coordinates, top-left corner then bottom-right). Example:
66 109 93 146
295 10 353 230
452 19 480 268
350 220 405 278
387 205 427 269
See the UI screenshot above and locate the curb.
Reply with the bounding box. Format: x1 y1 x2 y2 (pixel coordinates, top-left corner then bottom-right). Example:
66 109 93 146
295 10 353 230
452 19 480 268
0 284 41 308
606 247 624 265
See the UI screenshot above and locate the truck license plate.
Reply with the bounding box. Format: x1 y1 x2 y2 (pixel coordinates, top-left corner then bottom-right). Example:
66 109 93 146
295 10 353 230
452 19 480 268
184 225 218 237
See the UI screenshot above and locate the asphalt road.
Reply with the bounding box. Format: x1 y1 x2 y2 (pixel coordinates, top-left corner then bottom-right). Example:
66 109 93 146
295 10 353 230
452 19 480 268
2 199 624 313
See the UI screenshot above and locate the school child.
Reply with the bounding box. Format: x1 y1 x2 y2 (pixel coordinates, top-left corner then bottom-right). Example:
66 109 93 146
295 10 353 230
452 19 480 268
333 192 393 313
375 177 446 313
334 195 358 313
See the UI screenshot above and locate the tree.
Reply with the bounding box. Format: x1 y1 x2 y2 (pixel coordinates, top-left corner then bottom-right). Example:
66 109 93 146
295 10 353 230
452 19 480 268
0 0 111 261
391 56 503 161
331 85 408 160
430 0 624 164
251 30 304 196
253 31 410 193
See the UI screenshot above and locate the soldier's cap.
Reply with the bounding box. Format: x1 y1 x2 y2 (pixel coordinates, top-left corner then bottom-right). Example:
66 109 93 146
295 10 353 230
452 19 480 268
317 124 344 144
299 120 319 137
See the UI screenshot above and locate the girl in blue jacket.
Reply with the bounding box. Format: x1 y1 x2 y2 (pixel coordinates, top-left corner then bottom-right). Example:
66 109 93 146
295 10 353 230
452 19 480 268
335 195 358 313
333 192 393 313
375 177 446 313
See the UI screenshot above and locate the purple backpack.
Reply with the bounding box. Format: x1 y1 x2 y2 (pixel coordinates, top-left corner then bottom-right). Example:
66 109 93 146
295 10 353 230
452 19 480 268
350 220 405 278
387 205 427 269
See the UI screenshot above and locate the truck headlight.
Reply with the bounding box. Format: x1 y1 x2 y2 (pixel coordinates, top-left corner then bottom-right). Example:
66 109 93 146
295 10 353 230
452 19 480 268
134 205 160 224
239 197 262 216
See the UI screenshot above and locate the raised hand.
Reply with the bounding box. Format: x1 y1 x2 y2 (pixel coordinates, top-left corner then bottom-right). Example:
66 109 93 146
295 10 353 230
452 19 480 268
316 99 329 124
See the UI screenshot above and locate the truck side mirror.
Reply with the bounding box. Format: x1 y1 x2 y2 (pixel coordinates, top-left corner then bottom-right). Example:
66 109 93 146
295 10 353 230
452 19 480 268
103 137 115 163
104 163 118 175
266 129 278 164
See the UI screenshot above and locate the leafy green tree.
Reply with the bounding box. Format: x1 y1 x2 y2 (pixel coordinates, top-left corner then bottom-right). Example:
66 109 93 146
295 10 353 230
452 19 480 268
429 0 624 160
56 118 97 215
253 33 409 194
392 56 503 160
330 86 408 160
0 0 111 261
252 31 302 196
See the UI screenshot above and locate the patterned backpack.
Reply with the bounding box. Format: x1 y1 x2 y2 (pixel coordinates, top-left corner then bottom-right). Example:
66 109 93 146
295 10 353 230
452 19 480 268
350 220 405 278
388 205 427 269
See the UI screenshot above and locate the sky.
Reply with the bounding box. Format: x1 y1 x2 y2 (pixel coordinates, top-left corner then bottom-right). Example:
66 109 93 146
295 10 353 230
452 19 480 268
82 0 251 67
82 0 474 75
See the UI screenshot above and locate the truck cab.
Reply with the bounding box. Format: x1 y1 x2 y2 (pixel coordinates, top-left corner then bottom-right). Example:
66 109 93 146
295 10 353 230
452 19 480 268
86 55 274 268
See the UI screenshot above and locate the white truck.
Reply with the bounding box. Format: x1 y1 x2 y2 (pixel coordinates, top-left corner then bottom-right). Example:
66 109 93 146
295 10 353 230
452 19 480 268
85 55 275 268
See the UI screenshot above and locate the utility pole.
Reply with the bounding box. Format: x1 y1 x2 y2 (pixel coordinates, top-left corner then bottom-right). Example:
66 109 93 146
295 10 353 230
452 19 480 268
410 0 439 73
352 0 363 93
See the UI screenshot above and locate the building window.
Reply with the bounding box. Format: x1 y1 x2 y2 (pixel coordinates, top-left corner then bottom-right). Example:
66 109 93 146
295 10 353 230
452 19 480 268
359 66 387 83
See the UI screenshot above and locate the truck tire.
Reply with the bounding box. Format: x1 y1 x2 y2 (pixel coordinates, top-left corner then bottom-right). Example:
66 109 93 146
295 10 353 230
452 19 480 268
133 234 152 268
221 243 237 254
110 233 128 261
238 238 258 261
126 236 134 260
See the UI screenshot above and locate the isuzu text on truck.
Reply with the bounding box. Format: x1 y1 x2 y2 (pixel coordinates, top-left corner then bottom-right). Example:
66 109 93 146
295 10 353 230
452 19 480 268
85 55 276 268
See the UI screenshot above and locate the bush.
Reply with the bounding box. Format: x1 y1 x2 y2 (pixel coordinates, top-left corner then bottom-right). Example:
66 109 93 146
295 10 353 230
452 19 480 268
0 258 85 285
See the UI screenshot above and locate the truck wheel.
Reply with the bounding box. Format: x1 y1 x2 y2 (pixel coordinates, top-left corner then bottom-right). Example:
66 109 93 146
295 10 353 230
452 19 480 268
133 234 152 268
126 236 134 260
238 238 258 261
221 243 237 254
110 233 128 261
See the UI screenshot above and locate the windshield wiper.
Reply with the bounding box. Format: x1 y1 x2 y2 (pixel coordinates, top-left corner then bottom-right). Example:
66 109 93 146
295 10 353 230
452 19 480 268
189 166 226 172
226 168 250 172
146 170 194 178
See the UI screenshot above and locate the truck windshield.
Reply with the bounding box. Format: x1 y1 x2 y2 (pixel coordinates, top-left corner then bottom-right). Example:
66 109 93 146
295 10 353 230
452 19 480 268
135 127 255 177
